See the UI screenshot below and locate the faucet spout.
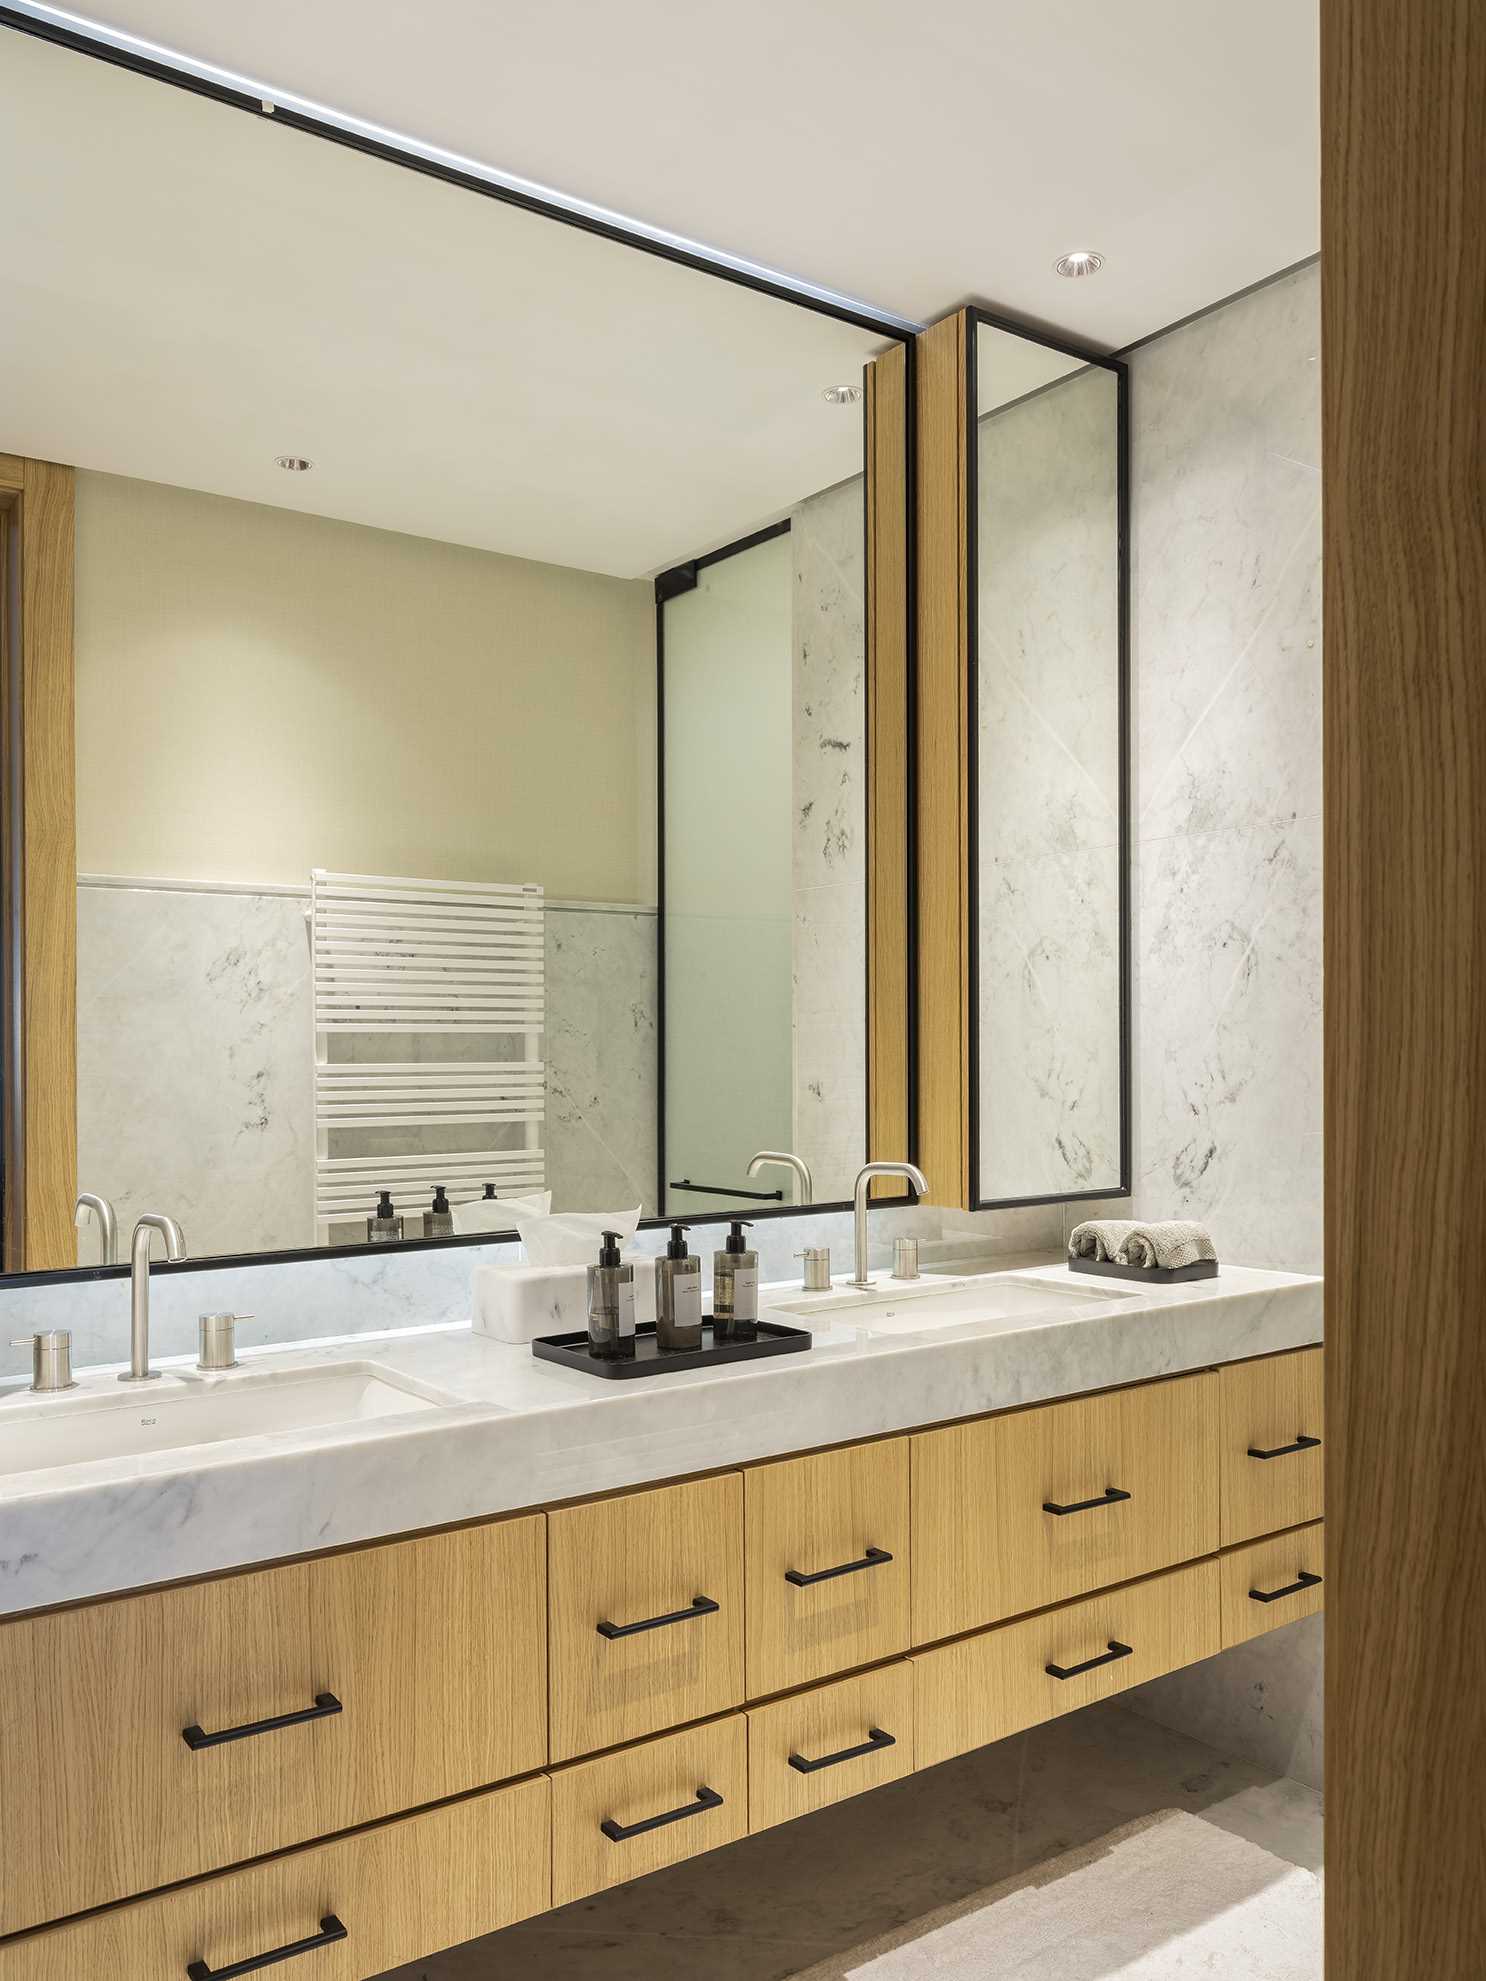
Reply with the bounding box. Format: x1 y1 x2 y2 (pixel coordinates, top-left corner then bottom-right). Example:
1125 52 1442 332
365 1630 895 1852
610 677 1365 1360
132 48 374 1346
120 1212 187 1384
75 1192 118 1266
850 1162 929 1289
747 1150 815 1206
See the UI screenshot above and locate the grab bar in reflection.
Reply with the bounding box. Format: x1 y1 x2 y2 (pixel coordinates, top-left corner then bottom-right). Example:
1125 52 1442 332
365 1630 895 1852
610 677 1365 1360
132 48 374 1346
668 1179 784 1202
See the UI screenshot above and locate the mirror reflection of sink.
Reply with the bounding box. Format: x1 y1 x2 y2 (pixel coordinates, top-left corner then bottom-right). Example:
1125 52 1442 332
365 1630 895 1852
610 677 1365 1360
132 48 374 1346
773 1274 1135 1334
0 1363 466 1480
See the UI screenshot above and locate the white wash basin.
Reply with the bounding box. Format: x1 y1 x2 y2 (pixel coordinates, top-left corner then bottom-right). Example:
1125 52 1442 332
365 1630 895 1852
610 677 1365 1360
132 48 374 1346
0 1362 463 1479
773 1273 1134 1335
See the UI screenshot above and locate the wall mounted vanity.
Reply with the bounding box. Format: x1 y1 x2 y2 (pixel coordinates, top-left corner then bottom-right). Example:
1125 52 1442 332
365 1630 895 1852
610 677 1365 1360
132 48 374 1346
0 1267 1321 1977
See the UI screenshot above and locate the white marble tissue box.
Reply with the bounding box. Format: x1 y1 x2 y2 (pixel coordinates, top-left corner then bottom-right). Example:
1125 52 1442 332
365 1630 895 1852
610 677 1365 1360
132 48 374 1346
472 1257 658 1343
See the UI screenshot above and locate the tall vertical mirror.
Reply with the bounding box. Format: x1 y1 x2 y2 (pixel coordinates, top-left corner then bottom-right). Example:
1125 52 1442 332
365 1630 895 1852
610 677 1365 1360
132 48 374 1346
972 315 1128 1205
0 25 910 1273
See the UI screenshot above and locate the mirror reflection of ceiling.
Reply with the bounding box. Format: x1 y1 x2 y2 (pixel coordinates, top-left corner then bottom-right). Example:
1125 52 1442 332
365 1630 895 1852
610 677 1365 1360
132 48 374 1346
976 329 1089 420
0 30 889 579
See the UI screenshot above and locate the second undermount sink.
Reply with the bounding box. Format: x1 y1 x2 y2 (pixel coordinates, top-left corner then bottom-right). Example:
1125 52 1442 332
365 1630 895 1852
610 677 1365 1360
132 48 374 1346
0 1362 464 1480
773 1272 1135 1335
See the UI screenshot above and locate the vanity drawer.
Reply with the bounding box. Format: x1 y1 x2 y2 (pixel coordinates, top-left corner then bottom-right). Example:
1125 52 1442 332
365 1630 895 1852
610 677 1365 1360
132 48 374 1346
0 1515 547 1936
914 1557 1220 1770
1220 1523 1325 1646
1219 1348 1324 1544
0 1774 549 1981
747 1662 913 1833
548 1473 744 1762
744 1437 910 1696
911 1372 1218 1643
550 1715 748 1906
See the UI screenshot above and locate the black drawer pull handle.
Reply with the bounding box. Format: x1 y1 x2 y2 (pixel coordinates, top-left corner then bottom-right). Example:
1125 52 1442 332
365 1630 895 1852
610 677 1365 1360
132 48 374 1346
1247 1434 1321 1461
601 1784 724 1842
182 1692 342 1751
185 1913 347 1979
1249 1569 1323 1605
1042 1486 1132 1516
788 1726 896 1774
1046 1639 1133 1681
785 1545 893 1587
596 1594 720 1639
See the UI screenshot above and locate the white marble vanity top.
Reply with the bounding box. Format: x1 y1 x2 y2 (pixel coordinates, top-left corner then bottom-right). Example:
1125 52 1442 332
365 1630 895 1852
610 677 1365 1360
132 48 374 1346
0 1258 1321 1619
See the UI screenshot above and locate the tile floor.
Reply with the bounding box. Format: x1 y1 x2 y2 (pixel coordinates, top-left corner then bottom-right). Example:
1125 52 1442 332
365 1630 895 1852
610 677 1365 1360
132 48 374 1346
378 1703 1322 1980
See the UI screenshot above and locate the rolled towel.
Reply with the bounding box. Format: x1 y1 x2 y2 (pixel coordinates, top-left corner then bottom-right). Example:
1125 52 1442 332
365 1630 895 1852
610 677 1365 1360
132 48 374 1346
1069 1218 1217 1271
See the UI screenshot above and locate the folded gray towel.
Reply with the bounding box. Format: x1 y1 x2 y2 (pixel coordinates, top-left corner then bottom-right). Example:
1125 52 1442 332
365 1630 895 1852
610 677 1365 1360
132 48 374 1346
1069 1218 1217 1271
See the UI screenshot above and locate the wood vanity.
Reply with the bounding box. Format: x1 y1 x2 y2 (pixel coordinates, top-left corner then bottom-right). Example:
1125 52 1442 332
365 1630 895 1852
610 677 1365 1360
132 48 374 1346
0 1345 1323 1979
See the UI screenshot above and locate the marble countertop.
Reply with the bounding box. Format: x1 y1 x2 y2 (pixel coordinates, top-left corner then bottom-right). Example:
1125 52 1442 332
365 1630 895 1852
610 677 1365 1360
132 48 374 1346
0 1258 1321 1619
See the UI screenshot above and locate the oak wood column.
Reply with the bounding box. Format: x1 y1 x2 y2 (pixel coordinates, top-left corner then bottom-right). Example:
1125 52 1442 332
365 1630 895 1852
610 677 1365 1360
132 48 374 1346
0 452 77 1271
912 311 971 1209
1322 1 1486 1972
865 342 912 1177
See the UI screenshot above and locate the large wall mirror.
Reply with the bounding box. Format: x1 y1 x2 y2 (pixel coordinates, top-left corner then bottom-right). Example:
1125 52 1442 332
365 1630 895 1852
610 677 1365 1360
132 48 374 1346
970 311 1128 1206
0 24 911 1274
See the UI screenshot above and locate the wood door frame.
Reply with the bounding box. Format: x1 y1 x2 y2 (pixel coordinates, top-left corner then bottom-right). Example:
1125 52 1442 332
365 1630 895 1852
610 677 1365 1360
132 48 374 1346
1323 0 1486 1971
0 451 77 1271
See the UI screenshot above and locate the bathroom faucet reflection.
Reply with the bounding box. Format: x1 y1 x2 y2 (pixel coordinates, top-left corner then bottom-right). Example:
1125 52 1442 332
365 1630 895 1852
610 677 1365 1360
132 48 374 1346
120 1213 187 1384
747 1151 815 1206
851 1162 929 1289
75 1192 118 1266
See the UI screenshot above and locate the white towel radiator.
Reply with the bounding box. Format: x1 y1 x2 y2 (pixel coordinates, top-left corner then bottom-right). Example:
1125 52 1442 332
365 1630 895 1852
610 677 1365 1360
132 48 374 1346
310 869 544 1242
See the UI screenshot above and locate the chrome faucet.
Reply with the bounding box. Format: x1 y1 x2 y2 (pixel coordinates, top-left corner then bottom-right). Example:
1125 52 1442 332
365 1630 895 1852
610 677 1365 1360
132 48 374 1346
747 1150 815 1206
75 1192 118 1266
120 1212 187 1383
851 1162 929 1289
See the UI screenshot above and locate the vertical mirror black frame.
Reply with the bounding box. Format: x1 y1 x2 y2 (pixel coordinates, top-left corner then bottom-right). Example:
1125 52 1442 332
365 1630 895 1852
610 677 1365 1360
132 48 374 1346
966 306 1131 1210
0 4 917 1282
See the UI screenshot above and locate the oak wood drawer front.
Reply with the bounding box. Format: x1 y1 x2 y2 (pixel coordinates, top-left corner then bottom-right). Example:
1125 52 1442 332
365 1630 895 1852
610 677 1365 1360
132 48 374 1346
1220 1524 1325 1647
747 1662 913 1833
911 1373 1218 1644
550 1716 748 1906
0 1517 547 1936
548 1473 744 1762
745 1438 910 1696
914 1558 1221 1770
0 1774 550 1981
1219 1349 1324 1544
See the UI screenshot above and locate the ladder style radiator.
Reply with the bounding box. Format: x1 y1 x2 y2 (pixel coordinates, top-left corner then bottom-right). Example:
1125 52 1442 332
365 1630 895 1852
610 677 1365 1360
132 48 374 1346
311 869 545 1241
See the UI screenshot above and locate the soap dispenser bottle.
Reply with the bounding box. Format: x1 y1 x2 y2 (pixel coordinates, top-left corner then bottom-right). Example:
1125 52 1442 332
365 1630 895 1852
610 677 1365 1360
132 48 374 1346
367 1189 403 1243
656 1221 703 1352
587 1229 636 1361
423 1184 454 1239
713 1220 758 1343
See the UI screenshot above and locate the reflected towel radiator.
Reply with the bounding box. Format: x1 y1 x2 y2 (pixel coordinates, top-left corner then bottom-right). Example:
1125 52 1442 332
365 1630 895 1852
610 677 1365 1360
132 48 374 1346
311 870 544 1242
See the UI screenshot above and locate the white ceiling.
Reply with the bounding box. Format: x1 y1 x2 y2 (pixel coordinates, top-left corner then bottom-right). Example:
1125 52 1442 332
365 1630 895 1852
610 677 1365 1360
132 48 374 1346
0 29 890 578
12 0 1320 348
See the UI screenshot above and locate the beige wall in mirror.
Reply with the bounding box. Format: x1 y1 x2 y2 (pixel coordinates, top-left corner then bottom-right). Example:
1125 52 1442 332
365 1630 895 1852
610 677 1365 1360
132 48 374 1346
0 25 910 1272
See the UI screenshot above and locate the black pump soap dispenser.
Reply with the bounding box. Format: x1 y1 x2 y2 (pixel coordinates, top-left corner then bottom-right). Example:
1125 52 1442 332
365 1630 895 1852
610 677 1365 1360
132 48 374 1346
367 1189 403 1244
587 1229 636 1361
712 1220 758 1343
423 1184 454 1240
656 1221 703 1352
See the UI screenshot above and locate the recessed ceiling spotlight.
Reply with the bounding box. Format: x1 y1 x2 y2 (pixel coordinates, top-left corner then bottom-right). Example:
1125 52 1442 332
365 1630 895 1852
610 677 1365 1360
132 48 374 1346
822 384 863 405
275 454 313 471
1054 250 1104 279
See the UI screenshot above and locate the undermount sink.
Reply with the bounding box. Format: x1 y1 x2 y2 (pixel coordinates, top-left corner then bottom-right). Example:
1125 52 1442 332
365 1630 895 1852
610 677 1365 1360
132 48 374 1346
773 1272 1134 1335
0 1362 461 1480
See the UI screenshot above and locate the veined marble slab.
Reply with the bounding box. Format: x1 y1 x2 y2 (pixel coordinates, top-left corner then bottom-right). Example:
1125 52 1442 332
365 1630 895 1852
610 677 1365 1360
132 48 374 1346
0 1260 1320 1620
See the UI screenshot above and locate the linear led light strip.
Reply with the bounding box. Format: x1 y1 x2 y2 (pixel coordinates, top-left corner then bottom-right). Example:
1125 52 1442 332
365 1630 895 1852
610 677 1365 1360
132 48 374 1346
3 0 923 337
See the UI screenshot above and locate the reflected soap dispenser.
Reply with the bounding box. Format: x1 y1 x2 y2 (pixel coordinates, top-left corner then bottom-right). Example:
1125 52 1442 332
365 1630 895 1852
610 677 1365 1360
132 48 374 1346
423 1185 454 1239
656 1222 703 1352
587 1229 636 1361
712 1220 758 1343
367 1189 403 1243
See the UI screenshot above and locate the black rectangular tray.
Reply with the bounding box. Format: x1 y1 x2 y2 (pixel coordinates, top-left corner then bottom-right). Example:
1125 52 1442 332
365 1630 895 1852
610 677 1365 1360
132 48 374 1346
1069 1256 1219 1285
532 1319 812 1379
